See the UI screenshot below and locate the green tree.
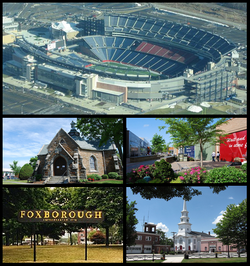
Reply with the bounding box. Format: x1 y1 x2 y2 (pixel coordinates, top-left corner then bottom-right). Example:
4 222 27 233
19 164 34 180
130 186 227 201
72 187 123 247
151 133 166 154
76 118 123 161
158 118 228 167
126 197 138 247
9 160 21 177
29 156 38 170
213 199 247 257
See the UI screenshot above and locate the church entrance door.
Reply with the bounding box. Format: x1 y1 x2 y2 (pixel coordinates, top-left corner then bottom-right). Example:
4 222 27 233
54 156 67 176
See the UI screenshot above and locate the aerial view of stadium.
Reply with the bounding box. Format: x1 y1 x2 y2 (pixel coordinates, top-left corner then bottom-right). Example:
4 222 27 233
3 3 247 114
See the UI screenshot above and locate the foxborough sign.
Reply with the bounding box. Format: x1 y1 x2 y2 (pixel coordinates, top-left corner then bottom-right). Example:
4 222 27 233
18 210 104 223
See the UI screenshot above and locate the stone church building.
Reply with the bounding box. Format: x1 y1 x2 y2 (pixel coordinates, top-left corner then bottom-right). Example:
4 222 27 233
34 121 120 183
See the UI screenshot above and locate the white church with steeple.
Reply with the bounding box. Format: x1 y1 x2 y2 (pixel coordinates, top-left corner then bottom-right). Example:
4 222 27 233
175 200 212 252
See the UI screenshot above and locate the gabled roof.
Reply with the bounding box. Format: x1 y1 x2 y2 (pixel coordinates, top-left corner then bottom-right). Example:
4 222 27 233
37 127 116 156
189 231 213 238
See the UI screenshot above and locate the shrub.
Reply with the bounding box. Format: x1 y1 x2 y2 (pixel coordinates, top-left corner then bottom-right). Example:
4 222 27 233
152 159 176 182
241 163 247 173
179 166 208 183
126 159 176 183
87 174 102 181
19 164 34 180
108 172 118 179
205 166 247 183
102 174 108 179
89 231 106 244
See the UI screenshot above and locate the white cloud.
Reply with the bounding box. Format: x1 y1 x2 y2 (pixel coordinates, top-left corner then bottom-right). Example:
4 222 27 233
228 197 234 200
156 222 169 233
212 210 226 225
143 124 149 127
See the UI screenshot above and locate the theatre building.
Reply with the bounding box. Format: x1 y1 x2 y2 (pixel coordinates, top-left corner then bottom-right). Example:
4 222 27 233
35 121 119 183
126 223 171 254
216 118 247 162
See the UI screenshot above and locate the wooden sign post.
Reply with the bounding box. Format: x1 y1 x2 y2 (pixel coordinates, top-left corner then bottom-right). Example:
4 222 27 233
18 210 104 262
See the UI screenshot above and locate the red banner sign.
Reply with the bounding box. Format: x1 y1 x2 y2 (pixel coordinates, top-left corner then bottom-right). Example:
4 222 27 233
220 130 247 162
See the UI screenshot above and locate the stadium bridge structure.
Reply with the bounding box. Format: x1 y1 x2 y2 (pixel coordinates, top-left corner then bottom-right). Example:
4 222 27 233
16 14 237 103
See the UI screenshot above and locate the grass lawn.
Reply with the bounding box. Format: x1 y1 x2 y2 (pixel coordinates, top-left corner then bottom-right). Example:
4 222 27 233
3 244 123 263
182 257 247 263
82 179 123 184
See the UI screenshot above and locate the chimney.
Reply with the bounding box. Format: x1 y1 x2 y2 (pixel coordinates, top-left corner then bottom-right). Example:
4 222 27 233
208 231 210 235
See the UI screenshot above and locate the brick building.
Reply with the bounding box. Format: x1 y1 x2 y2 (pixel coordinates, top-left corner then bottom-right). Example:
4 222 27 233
35 121 118 183
126 223 171 254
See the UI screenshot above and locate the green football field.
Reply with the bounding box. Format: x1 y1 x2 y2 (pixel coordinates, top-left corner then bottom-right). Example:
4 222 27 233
88 62 160 77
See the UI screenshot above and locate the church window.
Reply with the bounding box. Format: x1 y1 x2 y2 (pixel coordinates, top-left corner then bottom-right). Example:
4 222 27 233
181 219 183 222
60 138 66 144
188 239 191 244
187 219 189 222
90 156 97 171
179 238 183 244
194 239 196 244
187 228 189 231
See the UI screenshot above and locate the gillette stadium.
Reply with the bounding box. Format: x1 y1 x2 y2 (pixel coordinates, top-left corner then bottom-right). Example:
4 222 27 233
4 3 245 111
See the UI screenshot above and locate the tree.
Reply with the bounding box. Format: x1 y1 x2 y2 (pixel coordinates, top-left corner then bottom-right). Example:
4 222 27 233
150 133 166 154
9 160 21 177
76 118 123 162
158 118 229 167
126 197 138 247
213 199 247 257
72 187 123 247
130 186 227 201
89 231 106 244
29 156 38 170
19 164 34 180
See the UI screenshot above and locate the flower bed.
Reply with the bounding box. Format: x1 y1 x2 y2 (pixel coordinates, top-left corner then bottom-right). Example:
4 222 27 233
126 159 177 184
179 166 208 183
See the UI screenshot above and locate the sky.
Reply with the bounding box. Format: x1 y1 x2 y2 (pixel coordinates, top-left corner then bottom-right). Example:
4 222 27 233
126 118 224 146
127 118 172 146
127 186 247 238
3 118 76 169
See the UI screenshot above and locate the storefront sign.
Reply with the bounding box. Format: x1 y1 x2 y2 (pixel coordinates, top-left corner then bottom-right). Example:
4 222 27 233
220 130 247 162
184 146 195 158
18 210 104 223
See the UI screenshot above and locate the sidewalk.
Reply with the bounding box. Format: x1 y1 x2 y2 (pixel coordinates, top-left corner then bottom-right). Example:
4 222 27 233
162 256 184 263
126 157 229 173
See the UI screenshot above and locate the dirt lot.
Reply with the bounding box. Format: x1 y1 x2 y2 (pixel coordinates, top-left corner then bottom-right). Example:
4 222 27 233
154 2 246 26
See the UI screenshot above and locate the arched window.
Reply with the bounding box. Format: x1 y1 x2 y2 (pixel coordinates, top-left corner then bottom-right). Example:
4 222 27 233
90 156 97 171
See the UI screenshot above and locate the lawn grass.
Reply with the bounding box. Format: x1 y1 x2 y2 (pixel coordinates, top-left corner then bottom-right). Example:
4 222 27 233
182 257 247 263
3 244 123 263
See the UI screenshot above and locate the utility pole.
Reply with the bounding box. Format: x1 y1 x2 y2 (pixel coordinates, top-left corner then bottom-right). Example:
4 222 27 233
171 232 176 252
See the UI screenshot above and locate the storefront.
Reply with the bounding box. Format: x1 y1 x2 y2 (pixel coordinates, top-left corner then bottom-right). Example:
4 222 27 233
220 130 247 162
217 118 247 162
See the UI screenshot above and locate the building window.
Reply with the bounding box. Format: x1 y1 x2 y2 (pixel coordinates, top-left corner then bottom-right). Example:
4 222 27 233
218 246 221 251
188 239 191 244
194 239 196 244
137 235 142 240
205 247 207 251
90 155 97 171
60 138 66 144
179 238 183 244
155 237 158 242
145 236 151 241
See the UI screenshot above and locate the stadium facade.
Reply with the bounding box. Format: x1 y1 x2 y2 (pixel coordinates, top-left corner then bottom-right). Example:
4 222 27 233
5 13 238 105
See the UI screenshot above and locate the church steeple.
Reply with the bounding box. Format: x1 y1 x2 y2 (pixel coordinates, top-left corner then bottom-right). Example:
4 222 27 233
178 199 192 235
68 121 81 140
